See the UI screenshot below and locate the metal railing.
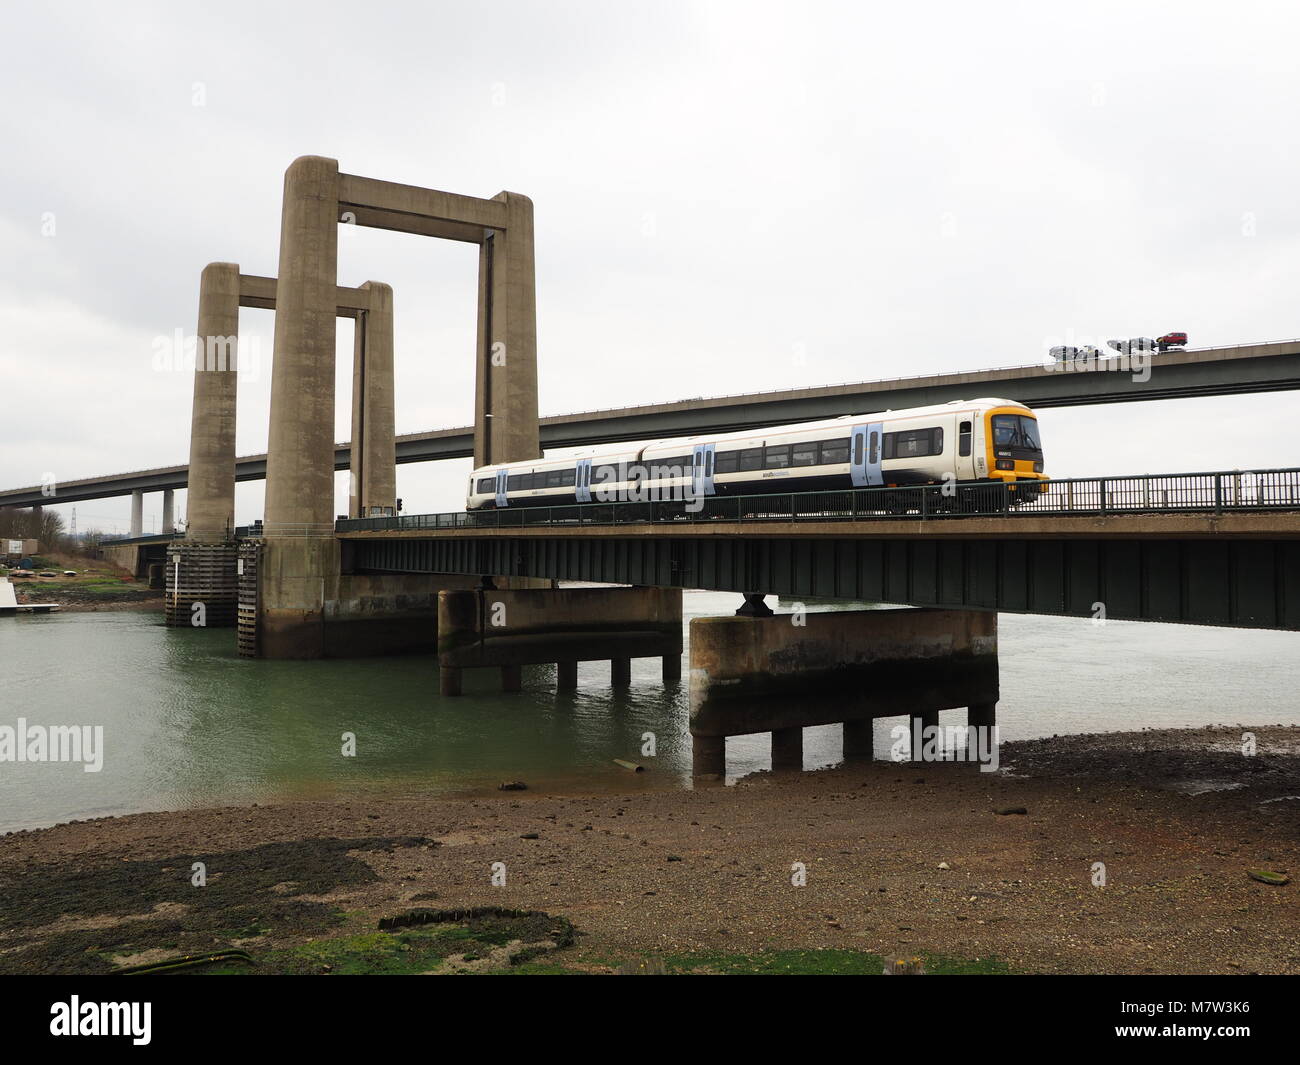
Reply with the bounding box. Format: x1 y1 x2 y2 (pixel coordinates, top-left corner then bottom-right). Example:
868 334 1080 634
334 467 1300 533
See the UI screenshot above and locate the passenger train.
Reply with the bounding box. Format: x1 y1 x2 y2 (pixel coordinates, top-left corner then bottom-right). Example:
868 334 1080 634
466 397 1046 510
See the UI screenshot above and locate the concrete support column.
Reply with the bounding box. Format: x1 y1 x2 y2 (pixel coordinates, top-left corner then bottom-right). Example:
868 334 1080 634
692 735 726 782
556 661 578 690
349 281 397 518
474 192 539 467
161 489 175 535
259 156 340 659
440 667 462 697
186 262 241 541
611 657 631 688
662 654 682 684
501 665 522 692
910 709 939 762
264 156 340 534
772 726 803 771
843 719 873 759
130 490 143 537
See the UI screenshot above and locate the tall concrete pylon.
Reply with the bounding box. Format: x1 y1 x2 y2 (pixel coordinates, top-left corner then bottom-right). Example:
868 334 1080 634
186 262 241 541
173 254 398 632
349 281 397 518
257 155 540 657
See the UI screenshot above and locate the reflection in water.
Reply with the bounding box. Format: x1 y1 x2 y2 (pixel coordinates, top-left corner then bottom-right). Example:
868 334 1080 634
2 593 1298 831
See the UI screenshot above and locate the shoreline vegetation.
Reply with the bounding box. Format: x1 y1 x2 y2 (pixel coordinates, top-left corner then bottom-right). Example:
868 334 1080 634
1 726 1296 975
4 553 162 611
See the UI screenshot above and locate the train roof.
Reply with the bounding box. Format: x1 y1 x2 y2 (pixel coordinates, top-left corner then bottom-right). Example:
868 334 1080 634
471 397 1035 473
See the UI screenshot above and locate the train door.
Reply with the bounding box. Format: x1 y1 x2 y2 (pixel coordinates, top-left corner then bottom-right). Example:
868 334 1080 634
575 458 593 503
851 423 884 487
494 469 509 508
691 443 716 498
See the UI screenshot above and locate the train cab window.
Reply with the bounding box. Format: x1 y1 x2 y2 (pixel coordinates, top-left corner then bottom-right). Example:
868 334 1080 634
715 451 739 474
739 447 763 472
868 431 879 464
764 444 791 468
792 442 818 466
475 477 494 494
819 439 850 465
958 421 972 457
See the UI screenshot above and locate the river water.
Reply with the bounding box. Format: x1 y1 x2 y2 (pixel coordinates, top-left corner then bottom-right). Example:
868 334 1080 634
2 592 1298 832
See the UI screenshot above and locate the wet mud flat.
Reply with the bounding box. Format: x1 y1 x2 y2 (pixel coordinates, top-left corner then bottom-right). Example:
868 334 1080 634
1 726 1297 975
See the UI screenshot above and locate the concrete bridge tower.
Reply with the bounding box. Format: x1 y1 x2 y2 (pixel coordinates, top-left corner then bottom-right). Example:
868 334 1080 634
256 155 540 657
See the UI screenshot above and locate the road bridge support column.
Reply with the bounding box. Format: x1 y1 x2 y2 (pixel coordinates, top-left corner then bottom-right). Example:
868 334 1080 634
688 608 999 780
259 156 341 658
129 490 143 537
349 281 397 519
161 489 174 534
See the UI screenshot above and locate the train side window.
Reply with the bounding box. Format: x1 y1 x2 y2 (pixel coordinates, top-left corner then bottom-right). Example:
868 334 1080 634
739 447 763 471
475 477 494 494
594 465 616 485
869 431 879 464
507 474 524 490
560 468 576 487
764 444 791 468
715 451 739 474
853 434 864 465
958 421 972 457
792 442 817 466
820 439 850 465
886 427 943 458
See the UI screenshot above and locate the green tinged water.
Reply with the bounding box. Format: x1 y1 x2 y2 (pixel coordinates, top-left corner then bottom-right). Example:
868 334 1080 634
2 592 1298 831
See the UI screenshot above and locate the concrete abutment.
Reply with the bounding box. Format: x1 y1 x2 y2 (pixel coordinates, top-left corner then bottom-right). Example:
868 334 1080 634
437 586 683 694
688 607 999 780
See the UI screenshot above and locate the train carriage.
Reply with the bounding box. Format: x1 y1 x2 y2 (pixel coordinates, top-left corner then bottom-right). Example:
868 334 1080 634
467 397 1046 511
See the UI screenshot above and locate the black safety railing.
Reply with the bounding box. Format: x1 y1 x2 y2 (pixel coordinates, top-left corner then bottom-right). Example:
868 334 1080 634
335 467 1300 533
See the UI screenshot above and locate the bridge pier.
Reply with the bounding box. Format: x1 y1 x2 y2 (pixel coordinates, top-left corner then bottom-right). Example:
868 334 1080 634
688 607 999 780
437 587 682 695
349 281 397 518
245 156 541 656
129 490 143 538
771 726 803 772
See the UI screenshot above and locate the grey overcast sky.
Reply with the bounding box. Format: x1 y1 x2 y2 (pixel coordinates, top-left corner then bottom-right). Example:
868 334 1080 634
2 0 1298 534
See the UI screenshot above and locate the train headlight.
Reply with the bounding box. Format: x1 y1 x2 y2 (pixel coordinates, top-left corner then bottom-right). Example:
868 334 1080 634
1033 461 1043 473
996 459 1014 471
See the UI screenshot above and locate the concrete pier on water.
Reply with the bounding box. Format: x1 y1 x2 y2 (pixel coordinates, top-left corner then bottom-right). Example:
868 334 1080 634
687 606 998 780
437 586 683 695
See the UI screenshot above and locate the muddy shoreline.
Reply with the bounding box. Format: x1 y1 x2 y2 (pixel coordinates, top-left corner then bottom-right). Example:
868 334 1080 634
2 725 1297 974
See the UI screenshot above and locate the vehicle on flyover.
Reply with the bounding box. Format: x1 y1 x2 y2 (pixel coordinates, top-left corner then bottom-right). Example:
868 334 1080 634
467 397 1047 511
